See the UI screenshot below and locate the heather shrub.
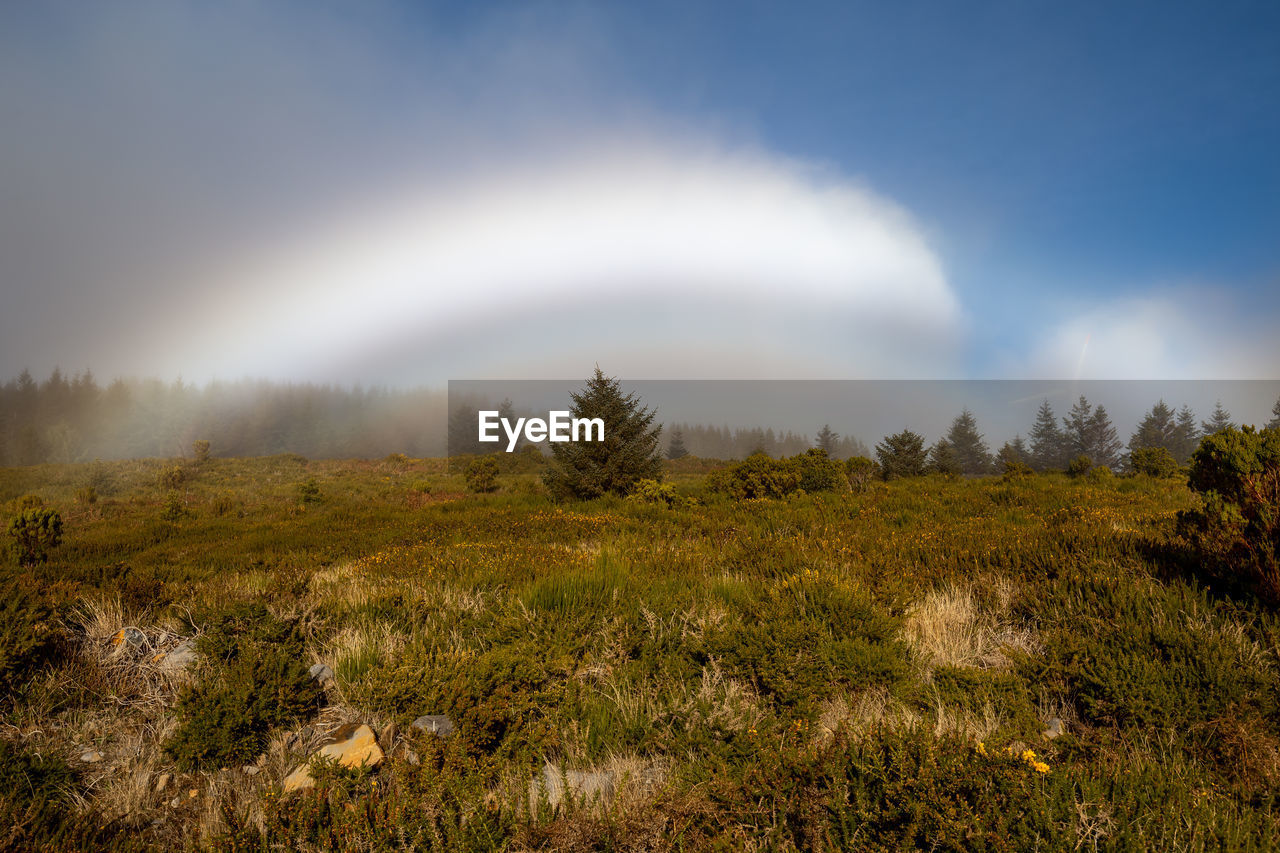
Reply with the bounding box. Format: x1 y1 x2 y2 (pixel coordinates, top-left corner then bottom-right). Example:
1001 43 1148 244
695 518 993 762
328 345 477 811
165 603 320 769
0 577 63 696
1177 425 1280 603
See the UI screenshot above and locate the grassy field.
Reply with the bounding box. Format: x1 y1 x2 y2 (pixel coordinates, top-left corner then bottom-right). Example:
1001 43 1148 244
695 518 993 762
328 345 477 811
2 455 1278 851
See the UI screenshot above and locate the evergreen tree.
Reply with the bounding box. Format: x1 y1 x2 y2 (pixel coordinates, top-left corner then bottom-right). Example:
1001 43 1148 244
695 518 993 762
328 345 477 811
1085 405 1122 469
927 439 961 476
875 429 927 480
1129 400 1178 454
814 424 838 456
996 435 1030 468
666 428 688 460
944 408 992 474
1063 396 1094 459
543 368 662 499
1269 396 1280 431
1201 401 1234 435
1028 400 1066 471
1172 405 1201 464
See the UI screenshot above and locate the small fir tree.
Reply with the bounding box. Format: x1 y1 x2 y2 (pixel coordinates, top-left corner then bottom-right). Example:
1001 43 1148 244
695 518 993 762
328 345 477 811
543 368 663 499
875 429 927 480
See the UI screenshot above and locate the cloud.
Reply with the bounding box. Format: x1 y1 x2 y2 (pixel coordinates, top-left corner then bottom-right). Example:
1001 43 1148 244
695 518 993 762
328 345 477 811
1016 287 1280 379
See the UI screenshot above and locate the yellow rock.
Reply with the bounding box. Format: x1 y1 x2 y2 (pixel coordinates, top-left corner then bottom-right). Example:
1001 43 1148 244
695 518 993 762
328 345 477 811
282 724 384 794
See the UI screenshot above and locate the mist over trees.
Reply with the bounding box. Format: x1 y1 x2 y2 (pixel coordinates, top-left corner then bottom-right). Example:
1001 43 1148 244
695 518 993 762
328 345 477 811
0 369 447 464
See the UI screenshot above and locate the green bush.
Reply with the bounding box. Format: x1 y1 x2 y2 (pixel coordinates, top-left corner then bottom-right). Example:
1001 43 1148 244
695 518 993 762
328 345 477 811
192 439 211 464
794 448 845 492
1066 454 1092 477
1177 425 1280 603
158 465 186 489
707 451 802 499
627 478 681 507
1128 445 1179 478
7 506 63 567
0 578 63 697
464 457 500 493
845 456 878 493
296 477 323 503
165 603 320 770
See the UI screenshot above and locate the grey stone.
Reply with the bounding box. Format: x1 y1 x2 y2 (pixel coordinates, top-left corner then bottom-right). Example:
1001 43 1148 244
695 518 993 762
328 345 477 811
242 765 260 776
308 663 334 682
1044 717 1065 740
111 627 147 653
79 749 104 763
410 715 455 738
154 639 198 675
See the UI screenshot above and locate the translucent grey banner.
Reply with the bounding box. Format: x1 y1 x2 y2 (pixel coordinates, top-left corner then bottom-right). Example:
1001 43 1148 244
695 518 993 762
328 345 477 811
446 379 1280 460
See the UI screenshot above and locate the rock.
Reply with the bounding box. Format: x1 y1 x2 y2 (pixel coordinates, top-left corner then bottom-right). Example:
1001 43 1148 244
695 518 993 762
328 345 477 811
111 627 146 653
1044 717 1066 740
154 639 198 675
530 763 616 810
308 663 334 682
242 765 260 776
283 724 384 794
169 797 181 809
79 749 104 763
410 715 455 738
406 749 420 766
155 773 171 792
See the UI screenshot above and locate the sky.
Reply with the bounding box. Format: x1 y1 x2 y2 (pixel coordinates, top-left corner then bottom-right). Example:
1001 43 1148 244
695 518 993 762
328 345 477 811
2 0 1278 385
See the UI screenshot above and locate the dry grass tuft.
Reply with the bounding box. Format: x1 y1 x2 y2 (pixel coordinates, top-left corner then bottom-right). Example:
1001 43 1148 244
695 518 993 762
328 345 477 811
901 580 1038 675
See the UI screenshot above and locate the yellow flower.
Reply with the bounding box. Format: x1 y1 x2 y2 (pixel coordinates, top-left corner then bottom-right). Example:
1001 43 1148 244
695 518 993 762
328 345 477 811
1032 761 1049 773
976 742 987 756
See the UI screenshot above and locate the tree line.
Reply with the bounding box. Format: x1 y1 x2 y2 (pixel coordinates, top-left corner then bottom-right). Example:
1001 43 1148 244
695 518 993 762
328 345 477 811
0 369 448 464
873 395 1280 478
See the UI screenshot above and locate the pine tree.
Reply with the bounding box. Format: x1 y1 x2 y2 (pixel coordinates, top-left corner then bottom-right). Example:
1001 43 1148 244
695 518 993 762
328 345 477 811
543 368 662 499
666 428 688 460
1063 396 1094 460
1201 401 1234 435
1085 404 1122 469
1028 400 1065 471
1172 405 1200 464
814 424 838 456
945 408 991 474
996 435 1030 468
1129 400 1177 454
875 429 927 480
1269 396 1280 431
928 439 961 476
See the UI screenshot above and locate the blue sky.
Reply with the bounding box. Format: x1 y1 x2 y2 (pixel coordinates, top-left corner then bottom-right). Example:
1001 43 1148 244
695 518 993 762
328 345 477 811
2 1 1277 382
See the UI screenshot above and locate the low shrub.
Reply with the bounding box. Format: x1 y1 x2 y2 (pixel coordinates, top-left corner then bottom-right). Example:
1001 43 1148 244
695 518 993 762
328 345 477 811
1177 425 1280 603
1066 455 1092 477
1128 446 1179 478
627 478 681 507
464 457 500 493
7 506 63 567
165 603 320 770
845 456 878 493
